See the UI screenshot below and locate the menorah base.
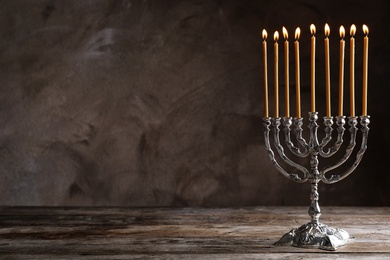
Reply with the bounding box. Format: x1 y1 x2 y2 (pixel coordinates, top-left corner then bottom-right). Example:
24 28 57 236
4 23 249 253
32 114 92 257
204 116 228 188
274 222 350 251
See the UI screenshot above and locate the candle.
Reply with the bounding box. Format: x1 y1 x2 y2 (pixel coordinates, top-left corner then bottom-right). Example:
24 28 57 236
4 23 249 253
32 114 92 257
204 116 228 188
283 27 289 117
362 24 369 116
350 24 356 117
310 24 316 112
262 29 269 118
324 23 331 117
274 31 279 118
295 27 301 118
338 26 345 116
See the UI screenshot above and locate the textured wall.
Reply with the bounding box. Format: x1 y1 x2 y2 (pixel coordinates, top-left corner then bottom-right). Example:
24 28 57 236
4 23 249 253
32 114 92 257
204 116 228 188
0 0 388 206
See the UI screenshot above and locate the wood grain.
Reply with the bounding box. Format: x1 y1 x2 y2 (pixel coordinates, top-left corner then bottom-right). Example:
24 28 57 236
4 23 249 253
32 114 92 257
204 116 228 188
0 206 389 258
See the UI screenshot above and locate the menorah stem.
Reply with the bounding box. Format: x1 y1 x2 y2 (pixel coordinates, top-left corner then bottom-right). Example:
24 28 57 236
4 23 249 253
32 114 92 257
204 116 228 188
308 112 321 224
309 173 321 225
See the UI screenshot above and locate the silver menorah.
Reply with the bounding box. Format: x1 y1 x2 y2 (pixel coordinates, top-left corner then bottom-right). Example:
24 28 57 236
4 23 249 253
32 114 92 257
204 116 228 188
263 113 370 250
261 23 370 250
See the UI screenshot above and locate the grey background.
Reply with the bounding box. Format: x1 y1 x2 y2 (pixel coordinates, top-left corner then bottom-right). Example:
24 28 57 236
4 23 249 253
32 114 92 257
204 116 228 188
0 0 388 206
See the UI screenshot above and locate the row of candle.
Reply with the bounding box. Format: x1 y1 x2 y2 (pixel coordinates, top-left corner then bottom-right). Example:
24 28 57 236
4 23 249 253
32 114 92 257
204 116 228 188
261 24 369 118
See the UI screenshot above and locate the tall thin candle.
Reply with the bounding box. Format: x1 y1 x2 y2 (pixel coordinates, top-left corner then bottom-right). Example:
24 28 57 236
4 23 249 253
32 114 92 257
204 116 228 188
310 24 316 112
262 29 269 118
324 23 331 117
362 24 369 116
350 24 356 117
283 27 289 117
295 27 301 118
338 26 345 116
274 31 279 118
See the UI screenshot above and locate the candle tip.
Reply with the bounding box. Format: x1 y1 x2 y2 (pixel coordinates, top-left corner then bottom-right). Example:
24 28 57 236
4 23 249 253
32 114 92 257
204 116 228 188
363 24 369 35
295 27 301 40
262 29 267 40
274 31 279 41
350 24 356 37
324 23 330 37
339 25 345 39
310 24 316 35
282 26 288 40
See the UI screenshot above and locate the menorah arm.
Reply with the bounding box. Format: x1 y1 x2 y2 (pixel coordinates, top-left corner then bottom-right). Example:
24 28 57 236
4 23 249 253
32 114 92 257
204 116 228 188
283 117 309 157
319 116 334 148
319 116 346 158
273 118 309 181
321 116 369 184
263 118 308 183
294 117 310 151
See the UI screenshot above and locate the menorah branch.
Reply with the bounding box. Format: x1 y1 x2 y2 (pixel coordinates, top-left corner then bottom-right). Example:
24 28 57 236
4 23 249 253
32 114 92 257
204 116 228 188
263 117 308 183
319 116 346 157
294 117 309 153
320 116 366 184
319 116 334 148
273 118 309 181
284 117 309 157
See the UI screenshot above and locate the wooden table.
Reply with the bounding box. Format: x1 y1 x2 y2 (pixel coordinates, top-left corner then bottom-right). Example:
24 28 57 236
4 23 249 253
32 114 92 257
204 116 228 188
0 207 389 259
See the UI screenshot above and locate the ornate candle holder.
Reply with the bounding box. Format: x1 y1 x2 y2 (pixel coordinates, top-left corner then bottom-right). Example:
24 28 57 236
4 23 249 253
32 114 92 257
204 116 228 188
263 112 370 250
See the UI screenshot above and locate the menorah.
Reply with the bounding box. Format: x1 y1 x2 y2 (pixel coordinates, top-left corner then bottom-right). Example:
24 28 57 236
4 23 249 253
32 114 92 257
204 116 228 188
261 24 370 250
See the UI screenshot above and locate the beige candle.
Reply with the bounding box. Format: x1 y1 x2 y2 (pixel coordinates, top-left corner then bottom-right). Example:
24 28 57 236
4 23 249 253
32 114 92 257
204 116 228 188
324 23 331 117
310 24 316 112
274 31 279 118
262 29 269 118
350 24 356 117
362 24 369 116
338 26 345 116
295 27 301 118
283 27 289 117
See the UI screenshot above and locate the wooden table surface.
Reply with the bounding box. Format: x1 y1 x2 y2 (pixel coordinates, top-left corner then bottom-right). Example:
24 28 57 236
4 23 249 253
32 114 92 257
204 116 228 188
0 206 389 259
